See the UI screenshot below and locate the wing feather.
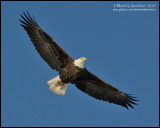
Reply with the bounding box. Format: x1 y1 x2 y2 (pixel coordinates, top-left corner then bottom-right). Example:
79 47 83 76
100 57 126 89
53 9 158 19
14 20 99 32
72 68 138 109
20 12 74 71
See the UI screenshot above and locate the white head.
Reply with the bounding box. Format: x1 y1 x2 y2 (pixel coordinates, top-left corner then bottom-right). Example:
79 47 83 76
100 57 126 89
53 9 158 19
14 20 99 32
74 57 87 69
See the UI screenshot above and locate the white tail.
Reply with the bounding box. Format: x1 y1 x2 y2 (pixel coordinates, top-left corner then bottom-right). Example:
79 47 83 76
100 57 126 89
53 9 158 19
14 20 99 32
47 76 68 96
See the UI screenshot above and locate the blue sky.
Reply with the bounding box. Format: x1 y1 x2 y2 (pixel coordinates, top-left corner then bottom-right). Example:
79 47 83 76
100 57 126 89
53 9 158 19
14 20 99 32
1 1 159 127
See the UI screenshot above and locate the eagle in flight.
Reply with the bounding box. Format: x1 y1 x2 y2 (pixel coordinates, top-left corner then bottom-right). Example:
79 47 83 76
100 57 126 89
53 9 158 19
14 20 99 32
20 12 138 109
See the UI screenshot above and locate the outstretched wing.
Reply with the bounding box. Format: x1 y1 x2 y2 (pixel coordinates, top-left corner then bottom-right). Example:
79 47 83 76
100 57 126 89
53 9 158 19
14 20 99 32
19 12 74 72
72 68 138 109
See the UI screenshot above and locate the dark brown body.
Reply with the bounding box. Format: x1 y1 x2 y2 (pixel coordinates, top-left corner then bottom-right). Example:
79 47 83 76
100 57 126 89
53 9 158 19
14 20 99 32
59 61 83 84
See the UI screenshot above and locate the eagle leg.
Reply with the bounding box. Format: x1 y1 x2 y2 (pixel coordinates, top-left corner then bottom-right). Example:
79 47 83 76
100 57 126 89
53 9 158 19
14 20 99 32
58 80 64 85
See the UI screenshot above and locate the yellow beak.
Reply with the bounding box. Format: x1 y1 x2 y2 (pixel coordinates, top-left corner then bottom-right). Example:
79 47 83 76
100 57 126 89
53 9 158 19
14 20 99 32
83 58 87 61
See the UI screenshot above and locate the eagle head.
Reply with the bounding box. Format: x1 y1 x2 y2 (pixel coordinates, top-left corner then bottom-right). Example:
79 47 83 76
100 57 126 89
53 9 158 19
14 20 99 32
74 57 87 69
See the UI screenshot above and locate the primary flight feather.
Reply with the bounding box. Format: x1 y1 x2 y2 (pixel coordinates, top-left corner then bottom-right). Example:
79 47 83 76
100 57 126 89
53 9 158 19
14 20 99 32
20 12 138 109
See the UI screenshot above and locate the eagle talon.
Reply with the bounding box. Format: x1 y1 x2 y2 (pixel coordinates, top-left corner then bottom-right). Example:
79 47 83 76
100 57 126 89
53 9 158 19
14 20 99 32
58 80 64 85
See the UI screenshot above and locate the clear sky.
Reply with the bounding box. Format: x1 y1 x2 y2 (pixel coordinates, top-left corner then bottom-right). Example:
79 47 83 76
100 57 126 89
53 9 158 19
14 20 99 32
1 1 159 127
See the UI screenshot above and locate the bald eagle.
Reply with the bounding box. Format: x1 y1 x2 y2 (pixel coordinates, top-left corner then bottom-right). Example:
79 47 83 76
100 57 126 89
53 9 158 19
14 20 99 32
20 12 138 109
